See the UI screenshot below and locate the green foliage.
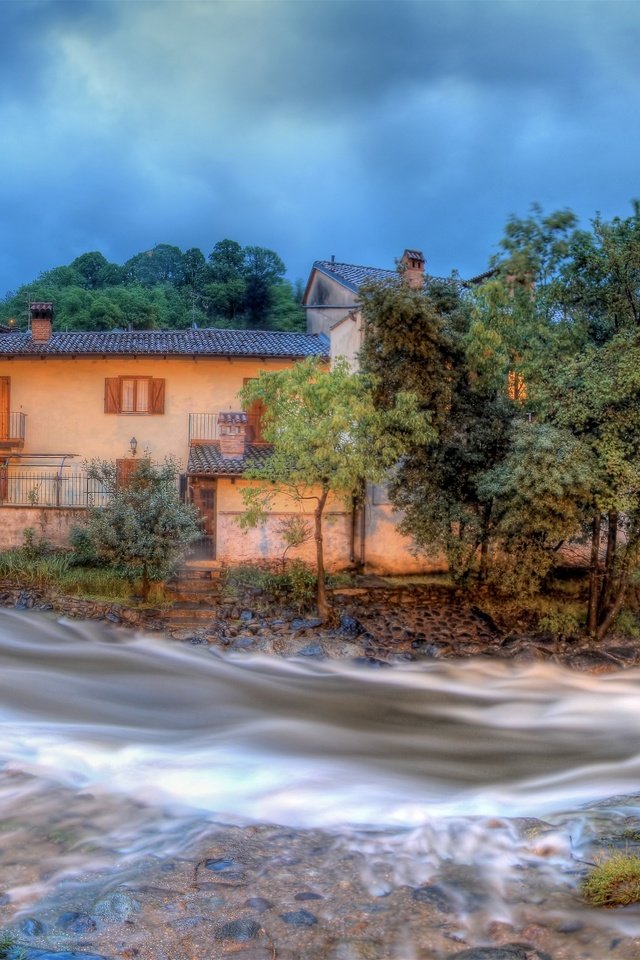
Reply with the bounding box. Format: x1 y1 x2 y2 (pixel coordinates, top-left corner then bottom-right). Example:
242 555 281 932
238 358 430 616
581 853 640 907
72 458 199 600
224 560 317 613
360 276 517 582
537 609 582 638
0 547 71 587
0 931 18 959
0 239 304 332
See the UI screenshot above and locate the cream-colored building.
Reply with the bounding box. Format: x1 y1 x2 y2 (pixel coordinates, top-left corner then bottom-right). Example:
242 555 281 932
0 304 351 566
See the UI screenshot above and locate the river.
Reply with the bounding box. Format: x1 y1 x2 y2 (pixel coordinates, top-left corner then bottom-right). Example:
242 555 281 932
1 607 640 959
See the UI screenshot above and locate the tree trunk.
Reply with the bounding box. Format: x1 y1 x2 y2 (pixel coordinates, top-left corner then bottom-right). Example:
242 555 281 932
478 501 493 582
599 509 618 616
142 562 150 603
314 488 330 621
587 510 602 638
596 569 629 641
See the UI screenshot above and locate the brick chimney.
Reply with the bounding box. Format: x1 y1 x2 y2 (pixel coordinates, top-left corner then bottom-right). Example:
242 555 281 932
30 302 54 342
398 249 425 289
218 411 248 459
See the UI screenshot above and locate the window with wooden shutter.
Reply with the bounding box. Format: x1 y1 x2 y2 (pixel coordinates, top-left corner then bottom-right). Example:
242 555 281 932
116 458 139 488
104 377 165 414
243 377 266 443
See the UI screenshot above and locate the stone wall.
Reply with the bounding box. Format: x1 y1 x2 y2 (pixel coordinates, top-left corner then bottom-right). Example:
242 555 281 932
0 507 85 550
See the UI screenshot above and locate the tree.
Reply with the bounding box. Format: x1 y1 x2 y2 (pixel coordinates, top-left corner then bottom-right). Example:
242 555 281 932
359 277 518 582
238 358 431 619
72 458 199 601
471 202 640 637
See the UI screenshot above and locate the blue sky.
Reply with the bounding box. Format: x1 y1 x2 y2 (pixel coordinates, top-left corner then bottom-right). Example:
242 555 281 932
1 0 638 296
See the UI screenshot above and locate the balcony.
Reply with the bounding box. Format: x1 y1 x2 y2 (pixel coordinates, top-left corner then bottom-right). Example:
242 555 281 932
0 412 26 450
189 412 265 446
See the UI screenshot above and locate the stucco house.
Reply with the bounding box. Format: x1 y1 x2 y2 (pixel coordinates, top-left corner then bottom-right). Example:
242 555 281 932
0 303 359 566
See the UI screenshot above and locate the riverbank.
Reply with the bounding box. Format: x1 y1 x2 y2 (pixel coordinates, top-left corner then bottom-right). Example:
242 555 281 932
1 575 638 673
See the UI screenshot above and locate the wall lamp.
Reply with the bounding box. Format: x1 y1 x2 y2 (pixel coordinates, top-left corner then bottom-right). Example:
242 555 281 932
129 436 138 457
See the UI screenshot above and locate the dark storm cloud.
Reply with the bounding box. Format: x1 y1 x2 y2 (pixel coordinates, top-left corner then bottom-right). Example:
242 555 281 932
1 0 639 296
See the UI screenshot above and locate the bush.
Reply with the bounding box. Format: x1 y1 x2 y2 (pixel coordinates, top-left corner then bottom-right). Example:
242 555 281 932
225 560 316 613
581 853 640 907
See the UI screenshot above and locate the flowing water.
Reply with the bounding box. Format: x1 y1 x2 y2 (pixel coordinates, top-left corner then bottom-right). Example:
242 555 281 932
2 607 640 958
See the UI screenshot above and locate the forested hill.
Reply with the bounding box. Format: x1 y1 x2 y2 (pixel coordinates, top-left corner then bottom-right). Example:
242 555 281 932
0 240 306 333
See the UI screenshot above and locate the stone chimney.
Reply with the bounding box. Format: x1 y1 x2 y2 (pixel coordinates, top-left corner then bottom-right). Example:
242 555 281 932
30 302 54 342
218 411 248 459
398 249 425 289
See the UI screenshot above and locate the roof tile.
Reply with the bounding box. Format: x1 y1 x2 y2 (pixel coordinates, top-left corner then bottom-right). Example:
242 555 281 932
0 327 329 360
188 442 273 477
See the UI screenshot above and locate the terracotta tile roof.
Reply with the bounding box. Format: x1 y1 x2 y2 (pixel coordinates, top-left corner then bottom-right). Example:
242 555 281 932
312 260 397 292
188 442 273 477
309 259 495 295
0 327 329 360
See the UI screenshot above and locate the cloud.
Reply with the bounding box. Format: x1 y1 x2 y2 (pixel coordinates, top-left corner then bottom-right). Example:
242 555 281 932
1 0 639 295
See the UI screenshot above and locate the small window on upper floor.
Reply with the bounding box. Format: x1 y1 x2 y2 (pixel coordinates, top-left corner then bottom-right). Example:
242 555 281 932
104 377 165 414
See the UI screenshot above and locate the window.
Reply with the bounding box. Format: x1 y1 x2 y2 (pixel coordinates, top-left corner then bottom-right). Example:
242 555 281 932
104 377 165 414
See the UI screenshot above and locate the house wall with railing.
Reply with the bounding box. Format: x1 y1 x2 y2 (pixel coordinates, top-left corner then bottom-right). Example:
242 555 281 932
0 355 293 471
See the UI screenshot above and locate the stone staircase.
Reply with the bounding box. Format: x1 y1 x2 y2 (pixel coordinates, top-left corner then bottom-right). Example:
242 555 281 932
161 564 226 635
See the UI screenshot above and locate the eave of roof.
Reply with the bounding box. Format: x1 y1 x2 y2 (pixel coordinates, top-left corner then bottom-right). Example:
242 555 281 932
188 442 273 477
0 327 330 361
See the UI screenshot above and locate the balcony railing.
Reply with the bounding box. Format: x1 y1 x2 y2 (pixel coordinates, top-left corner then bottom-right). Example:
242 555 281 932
0 412 26 447
188 412 265 446
189 413 219 445
0 471 109 508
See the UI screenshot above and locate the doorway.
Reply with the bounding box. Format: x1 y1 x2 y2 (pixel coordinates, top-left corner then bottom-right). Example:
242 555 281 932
189 477 217 560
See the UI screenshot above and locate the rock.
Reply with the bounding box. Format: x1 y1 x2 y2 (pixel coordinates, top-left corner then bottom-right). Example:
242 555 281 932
205 857 237 872
445 945 552 960
57 911 96 933
20 917 46 936
105 612 120 623
279 909 318 926
0 892 10 905
294 891 323 900
240 610 254 621
244 897 273 913
351 657 390 668
339 615 362 636
216 918 262 941
92 890 140 922
291 618 323 631
169 916 210 931
325 941 385 960
297 642 324 658
411 884 454 912
9 952 108 960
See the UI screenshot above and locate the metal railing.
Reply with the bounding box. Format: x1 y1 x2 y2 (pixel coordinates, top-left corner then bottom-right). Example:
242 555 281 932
0 412 26 442
0 471 109 508
189 413 219 444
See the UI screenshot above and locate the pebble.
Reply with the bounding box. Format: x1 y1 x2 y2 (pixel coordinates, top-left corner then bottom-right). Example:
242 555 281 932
216 918 261 941
8 952 109 960
20 917 46 936
412 883 454 912
244 897 274 913
57 911 96 933
92 891 141 922
445 946 552 960
294 891 323 900
280 908 318 926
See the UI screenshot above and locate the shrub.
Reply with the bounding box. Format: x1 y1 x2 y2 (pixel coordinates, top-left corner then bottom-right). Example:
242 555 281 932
581 853 640 907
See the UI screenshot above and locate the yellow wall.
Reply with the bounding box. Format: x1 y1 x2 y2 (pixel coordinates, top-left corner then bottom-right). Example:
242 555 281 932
0 355 293 468
215 479 352 570
329 311 364 369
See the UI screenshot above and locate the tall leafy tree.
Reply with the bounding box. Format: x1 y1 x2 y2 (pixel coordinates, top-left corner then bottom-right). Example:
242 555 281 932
239 358 431 618
359 278 517 582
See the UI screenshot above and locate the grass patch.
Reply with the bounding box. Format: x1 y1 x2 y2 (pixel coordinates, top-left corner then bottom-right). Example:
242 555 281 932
581 853 640 906
0 931 18 959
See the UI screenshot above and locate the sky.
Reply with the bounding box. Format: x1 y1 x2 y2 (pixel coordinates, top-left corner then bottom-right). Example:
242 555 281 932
1 0 639 297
